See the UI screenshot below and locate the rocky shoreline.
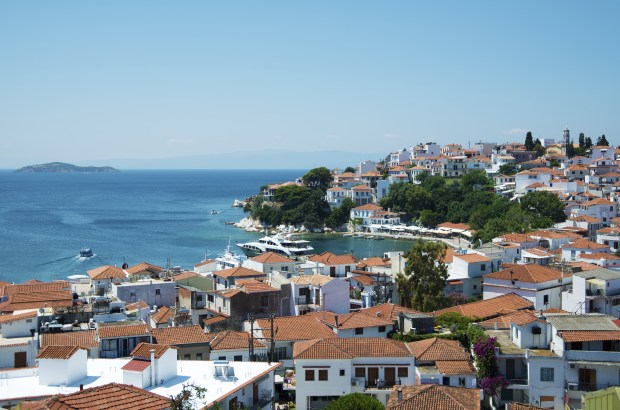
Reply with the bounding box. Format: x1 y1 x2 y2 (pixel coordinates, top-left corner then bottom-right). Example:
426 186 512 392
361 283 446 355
234 217 347 234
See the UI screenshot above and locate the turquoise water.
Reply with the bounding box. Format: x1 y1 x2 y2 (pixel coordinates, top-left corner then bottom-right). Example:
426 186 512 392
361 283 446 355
0 170 413 283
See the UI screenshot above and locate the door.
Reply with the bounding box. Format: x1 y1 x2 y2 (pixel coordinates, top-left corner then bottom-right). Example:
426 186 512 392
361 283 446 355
579 368 597 391
314 289 321 306
367 367 379 387
505 358 515 380
253 382 258 404
330 266 336 277
14 351 27 368
385 367 396 386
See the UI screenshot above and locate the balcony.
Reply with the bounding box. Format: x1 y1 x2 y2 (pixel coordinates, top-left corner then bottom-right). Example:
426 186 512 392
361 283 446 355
351 377 402 391
295 296 308 305
566 381 613 392
507 378 528 386
565 350 620 362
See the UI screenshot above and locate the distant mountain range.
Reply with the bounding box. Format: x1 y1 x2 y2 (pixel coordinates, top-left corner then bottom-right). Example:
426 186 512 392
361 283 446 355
15 162 119 173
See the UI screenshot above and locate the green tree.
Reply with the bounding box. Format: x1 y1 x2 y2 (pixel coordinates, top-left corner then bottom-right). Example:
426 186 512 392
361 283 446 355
524 131 534 151
520 191 566 223
170 383 208 410
325 393 384 410
302 167 333 191
395 271 414 308
404 241 449 312
578 133 585 148
597 134 610 146
344 166 356 173
533 139 545 157
461 170 492 192
498 163 517 175
585 136 593 149
566 140 576 158
325 198 355 229
418 209 442 227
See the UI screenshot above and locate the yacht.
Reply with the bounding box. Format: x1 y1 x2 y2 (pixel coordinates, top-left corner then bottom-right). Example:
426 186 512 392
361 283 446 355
236 233 314 258
215 240 247 270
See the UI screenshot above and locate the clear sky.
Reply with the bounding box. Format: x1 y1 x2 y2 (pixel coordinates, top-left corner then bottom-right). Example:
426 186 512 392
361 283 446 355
1 1 619 168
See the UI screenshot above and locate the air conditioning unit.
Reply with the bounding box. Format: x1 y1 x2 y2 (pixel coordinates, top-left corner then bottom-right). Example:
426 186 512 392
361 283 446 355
351 380 361 387
567 382 578 391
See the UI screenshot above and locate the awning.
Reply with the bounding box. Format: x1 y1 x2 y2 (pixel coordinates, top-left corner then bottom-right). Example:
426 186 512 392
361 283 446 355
448 280 463 285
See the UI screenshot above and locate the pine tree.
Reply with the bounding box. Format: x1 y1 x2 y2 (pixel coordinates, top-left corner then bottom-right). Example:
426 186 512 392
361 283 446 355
578 133 585 148
524 132 534 151
585 137 593 149
597 134 610 146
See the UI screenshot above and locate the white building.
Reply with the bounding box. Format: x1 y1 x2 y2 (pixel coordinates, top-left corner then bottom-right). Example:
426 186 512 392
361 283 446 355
562 268 620 315
288 274 350 315
483 264 571 310
293 338 416 409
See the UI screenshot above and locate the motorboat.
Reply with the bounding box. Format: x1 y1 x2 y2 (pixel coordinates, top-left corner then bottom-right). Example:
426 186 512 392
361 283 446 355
79 248 94 258
236 233 314 258
215 240 247 270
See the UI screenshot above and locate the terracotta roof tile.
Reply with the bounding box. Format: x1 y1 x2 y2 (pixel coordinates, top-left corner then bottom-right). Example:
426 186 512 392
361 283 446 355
151 325 210 345
87 265 126 280
289 274 334 286
172 271 200 281
41 330 99 350
257 315 335 341
454 253 491 263
130 342 171 359
311 310 393 330
97 323 150 339
347 275 375 286
250 252 294 264
151 306 174 324
406 338 470 361
484 264 568 283
564 239 609 250
435 360 476 375
567 261 601 271
125 300 149 311
386 384 480 410
41 382 170 410
235 278 279 293
294 337 411 359
0 310 37 324
213 266 265 279
207 330 266 350
124 262 163 275
3 281 70 295
358 303 423 321
307 252 357 265
478 311 538 330
559 330 620 342
121 358 151 372
37 346 82 359
435 293 533 320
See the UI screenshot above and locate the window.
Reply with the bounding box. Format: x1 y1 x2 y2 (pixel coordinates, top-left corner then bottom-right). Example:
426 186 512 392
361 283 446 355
196 353 203 360
540 367 554 382
218 356 226 360
234 355 242 361
398 367 408 377
355 367 365 378
378 326 386 333
355 327 364 335
473 285 477 290
481 264 486 271
543 295 549 305
196 294 203 302
207 294 214 302
319 370 328 381
340 369 345 376
155 289 161 296
459 377 466 387
26 319 32 323
305 369 315 381
184 354 190 360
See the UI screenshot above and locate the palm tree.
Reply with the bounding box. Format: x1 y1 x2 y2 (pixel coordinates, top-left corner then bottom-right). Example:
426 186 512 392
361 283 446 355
395 271 413 308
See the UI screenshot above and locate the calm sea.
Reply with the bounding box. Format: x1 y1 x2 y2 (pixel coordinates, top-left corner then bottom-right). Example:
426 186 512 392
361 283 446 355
0 170 412 283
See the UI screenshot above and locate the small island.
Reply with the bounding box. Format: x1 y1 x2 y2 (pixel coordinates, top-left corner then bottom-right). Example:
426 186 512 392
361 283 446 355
15 162 119 173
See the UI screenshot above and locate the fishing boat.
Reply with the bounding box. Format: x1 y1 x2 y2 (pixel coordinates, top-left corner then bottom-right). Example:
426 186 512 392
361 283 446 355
79 248 94 258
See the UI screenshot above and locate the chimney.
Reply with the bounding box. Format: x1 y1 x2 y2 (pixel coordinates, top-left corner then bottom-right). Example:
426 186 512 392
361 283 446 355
397 388 403 403
150 349 156 387
80 384 83 391
335 315 339 329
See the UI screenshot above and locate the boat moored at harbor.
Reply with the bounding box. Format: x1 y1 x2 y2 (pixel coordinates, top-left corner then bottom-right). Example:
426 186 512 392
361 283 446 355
236 233 314 258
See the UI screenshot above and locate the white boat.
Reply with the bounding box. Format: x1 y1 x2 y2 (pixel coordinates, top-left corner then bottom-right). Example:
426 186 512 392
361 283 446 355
216 240 247 270
236 233 314 258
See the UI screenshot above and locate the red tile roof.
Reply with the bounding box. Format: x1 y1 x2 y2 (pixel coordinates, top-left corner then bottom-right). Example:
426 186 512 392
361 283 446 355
213 266 265 279
406 338 470 361
311 310 393 330
130 342 171 359
0 310 37 324
308 252 357 265
358 303 422 321
558 330 620 342
40 382 170 409
250 252 294 263
484 264 568 283
207 330 266 350
454 253 490 263
257 315 336 341
386 384 480 410
435 360 476 375
2 280 70 296
172 271 200 281
151 325 211 345
151 306 174 324
37 346 82 360
235 278 279 293
435 293 533 320
289 274 334 286
97 323 150 339
41 330 99 350
121 359 151 372
87 265 126 280
124 262 163 275
294 337 411 359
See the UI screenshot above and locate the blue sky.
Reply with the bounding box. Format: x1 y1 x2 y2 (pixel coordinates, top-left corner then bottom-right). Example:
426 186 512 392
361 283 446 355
1 1 618 168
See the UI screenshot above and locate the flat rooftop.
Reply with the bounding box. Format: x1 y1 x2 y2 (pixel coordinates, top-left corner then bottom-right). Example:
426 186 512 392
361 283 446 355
486 330 558 358
0 358 281 407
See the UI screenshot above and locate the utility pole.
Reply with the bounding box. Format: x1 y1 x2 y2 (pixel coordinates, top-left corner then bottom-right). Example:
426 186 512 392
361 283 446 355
269 313 276 363
248 313 255 361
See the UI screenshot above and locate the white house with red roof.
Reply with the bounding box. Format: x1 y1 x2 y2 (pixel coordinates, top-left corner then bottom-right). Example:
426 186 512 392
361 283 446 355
515 171 552 194
595 226 620 252
483 264 571 310
37 346 88 386
325 186 347 208
350 203 384 228
243 252 295 275
562 268 620 315
445 250 493 299
293 338 416 408
406 338 476 388
307 252 357 277
121 342 177 389
350 184 373 206
570 197 618 225
288 274 349 315
561 239 611 262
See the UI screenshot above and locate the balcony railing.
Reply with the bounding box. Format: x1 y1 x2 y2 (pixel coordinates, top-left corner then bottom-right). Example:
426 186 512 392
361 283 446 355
295 297 308 305
566 381 613 392
507 378 528 385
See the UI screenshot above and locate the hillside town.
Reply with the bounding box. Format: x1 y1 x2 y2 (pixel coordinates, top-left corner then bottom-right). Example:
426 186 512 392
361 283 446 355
3 132 620 410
